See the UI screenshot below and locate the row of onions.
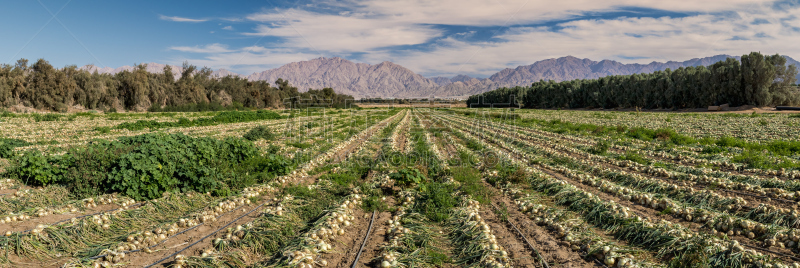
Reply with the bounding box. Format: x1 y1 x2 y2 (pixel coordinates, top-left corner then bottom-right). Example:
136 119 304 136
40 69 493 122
177 111 401 268
497 181 660 268
0 194 136 227
377 112 452 268
389 111 411 152
503 120 800 199
441 115 662 268
444 117 788 268
2 191 216 263
79 187 274 267
442 113 800 229
12 113 396 265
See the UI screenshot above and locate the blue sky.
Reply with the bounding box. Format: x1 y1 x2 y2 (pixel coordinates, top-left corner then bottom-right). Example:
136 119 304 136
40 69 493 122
2 0 800 78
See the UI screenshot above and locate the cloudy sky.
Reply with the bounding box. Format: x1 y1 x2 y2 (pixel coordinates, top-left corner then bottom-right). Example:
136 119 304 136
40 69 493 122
2 0 800 78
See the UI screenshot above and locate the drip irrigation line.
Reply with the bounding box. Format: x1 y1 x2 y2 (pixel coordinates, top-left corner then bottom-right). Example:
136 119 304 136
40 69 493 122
720 189 795 204
144 201 268 268
593 258 609 268
743 243 800 262
351 211 376 268
490 202 550 268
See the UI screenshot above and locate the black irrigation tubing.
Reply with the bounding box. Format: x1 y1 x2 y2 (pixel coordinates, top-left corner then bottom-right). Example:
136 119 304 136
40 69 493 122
351 210 377 268
20 201 147 234
593 258 610 268
720 189 796 204
489 202 551 268
742 243 800 262
88 201 250 261
143 200 269 268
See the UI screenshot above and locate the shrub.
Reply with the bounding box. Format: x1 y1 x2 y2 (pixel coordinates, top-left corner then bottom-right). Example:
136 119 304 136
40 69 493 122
243 126 275 141
94 126 111 134
588 140 611 155
389 167 427 189
0 138 31 158
32 113 62 122
6 133 290 200
11 151 59 186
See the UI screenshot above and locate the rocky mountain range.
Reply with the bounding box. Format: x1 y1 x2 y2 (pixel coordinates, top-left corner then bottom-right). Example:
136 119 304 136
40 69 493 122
81 55 800 99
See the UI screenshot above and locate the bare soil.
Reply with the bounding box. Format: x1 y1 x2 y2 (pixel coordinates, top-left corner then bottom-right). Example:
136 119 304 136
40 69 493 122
482 183 599 268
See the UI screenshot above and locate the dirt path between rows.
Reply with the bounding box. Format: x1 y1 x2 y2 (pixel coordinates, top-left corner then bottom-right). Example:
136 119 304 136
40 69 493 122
483 182 599 268
338 197 396 268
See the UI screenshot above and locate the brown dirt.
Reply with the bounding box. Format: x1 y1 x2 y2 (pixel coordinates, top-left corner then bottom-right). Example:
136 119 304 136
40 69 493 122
480 181 601 268
477 200 539 267
327 209 372 268
351 198 396 268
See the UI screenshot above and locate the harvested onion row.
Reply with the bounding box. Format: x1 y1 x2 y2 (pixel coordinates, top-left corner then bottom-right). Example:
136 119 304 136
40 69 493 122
377 190 418 268
518 164 799 268
441 113 797 268
449 198 512 268
389 111 411 152
0 194 136 228
450 112 800 203
273 192 363 268
545 162 800 248
498 182 660 268
278 111 403 185
443 113 800 230
83 186 275 267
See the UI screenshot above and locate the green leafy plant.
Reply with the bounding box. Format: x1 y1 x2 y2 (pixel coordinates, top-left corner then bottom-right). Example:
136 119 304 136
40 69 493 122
243 125 275 141
6 133 290 200
588 140 611 155
0 138 31 158
389 167 427 190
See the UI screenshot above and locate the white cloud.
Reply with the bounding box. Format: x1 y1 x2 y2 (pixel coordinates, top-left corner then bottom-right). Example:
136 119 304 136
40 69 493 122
245 9 442 52
285 0 770 27
159 15 208 23
362 4 800 77
165 0 800 77
222 25 234 30
170 43 233 53
170 48 320 75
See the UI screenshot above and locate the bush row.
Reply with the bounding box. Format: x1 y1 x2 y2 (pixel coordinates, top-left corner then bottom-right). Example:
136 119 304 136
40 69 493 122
6 133 291 200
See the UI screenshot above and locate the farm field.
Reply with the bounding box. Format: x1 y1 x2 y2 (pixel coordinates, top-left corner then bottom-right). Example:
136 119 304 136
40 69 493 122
0 108 799 268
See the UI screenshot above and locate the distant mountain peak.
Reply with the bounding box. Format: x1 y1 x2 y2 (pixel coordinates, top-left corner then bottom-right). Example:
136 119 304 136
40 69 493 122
81 53 799 99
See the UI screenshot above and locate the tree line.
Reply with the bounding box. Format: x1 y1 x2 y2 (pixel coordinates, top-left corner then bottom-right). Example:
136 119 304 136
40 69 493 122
468 52 800 109
0 59 354 112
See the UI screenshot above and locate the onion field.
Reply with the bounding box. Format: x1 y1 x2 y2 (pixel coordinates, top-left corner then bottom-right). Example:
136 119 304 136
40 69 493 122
1 108 800 268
